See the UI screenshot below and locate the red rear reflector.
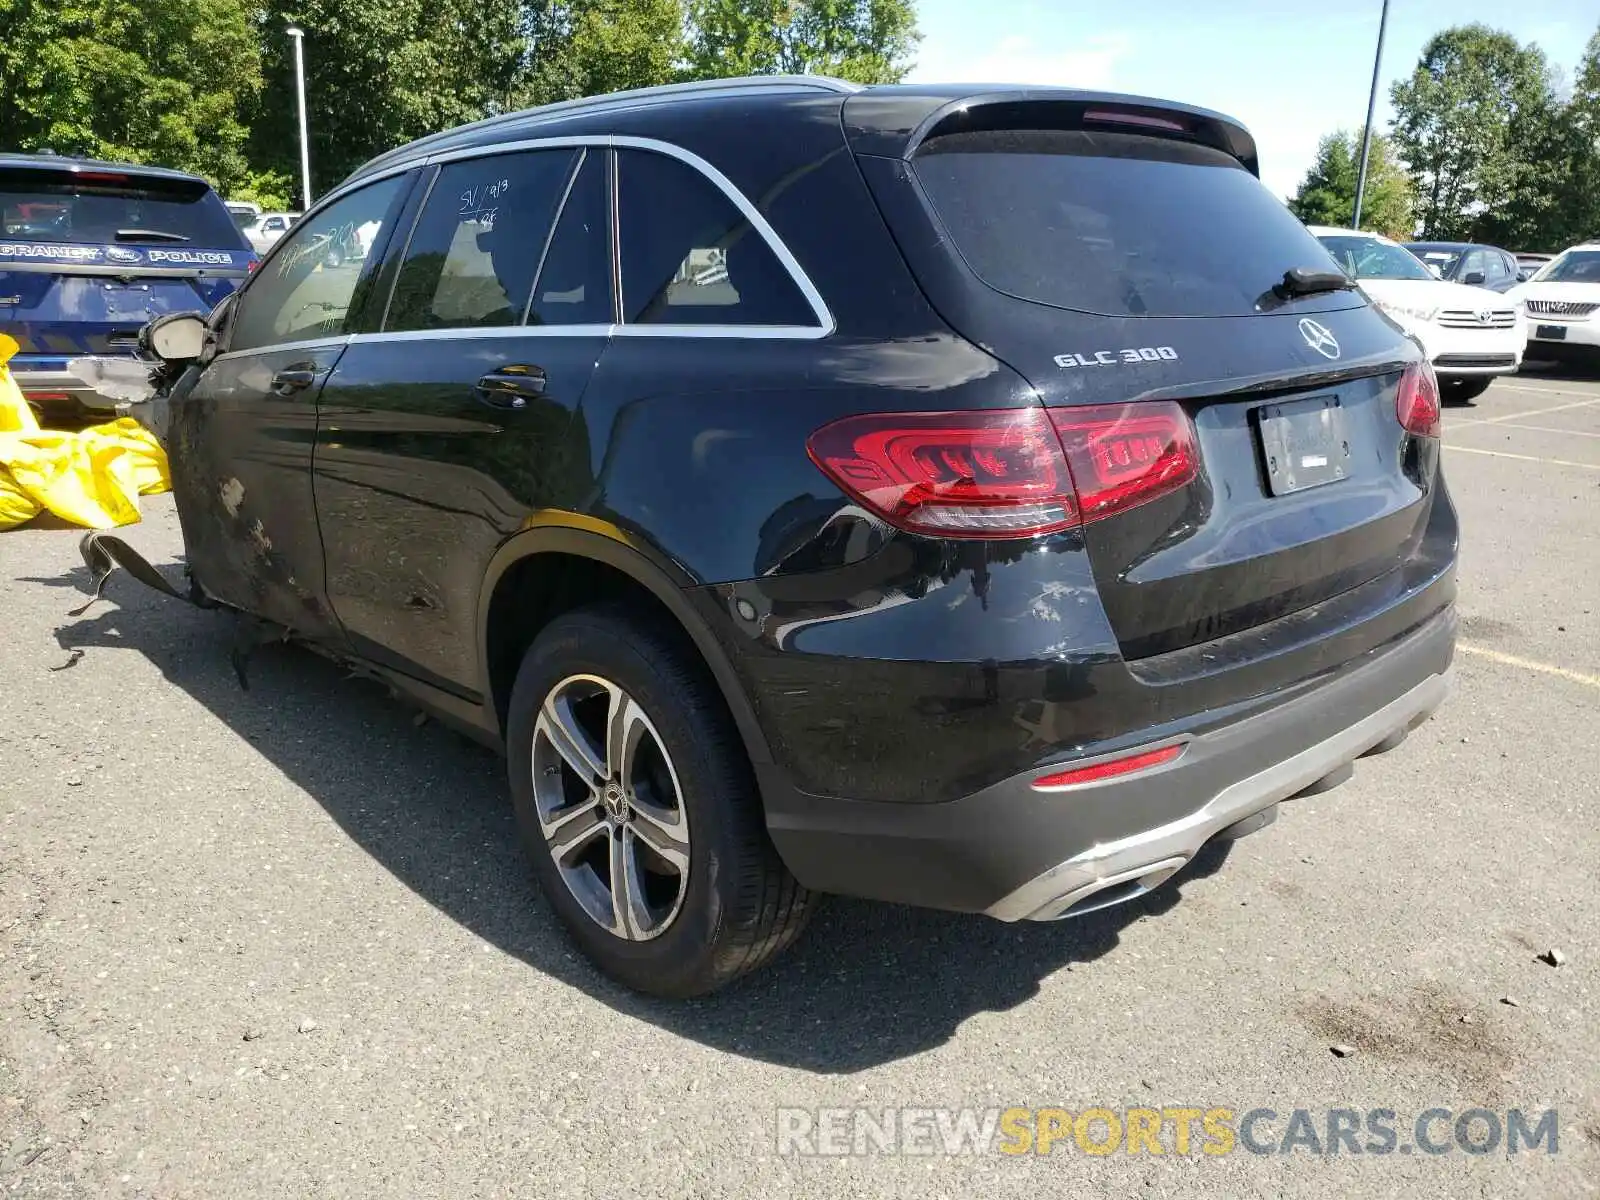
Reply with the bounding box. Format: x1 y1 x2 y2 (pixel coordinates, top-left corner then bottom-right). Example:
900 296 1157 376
1083 109 1189 133
807 402 1198 538
1032 742 1185 790
22 391 72 403
1396 361 1441 438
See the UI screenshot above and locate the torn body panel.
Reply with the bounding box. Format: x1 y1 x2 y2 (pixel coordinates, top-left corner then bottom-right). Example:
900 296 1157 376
165 347 347 648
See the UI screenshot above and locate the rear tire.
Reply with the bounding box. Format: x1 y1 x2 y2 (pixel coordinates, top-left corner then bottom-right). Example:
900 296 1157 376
1440 377 1492 405
505 604 813 997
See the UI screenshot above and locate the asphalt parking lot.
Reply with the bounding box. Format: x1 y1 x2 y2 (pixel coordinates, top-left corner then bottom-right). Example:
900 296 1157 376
2 369 1597 1198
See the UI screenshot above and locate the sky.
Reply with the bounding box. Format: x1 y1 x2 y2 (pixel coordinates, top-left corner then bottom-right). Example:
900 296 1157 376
905 0 1594 199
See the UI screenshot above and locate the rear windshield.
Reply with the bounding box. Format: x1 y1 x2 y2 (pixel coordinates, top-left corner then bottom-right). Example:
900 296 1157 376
0 168 247 249
911 129 1353 318
1536 250 1600 283
1317 235 1432 281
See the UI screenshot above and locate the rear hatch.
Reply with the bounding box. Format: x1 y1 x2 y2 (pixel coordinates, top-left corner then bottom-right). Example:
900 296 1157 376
853 103 1440 659
0 163 254 371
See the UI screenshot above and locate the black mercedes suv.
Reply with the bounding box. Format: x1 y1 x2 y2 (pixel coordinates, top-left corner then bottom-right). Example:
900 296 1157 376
138 76 1457 996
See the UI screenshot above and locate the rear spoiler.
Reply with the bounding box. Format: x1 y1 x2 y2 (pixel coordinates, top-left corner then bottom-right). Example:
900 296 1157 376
844 89 1260 176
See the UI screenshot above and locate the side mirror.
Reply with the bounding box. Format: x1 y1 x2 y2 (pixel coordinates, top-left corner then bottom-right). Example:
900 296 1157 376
1516 270 1530 282
141 312 208 362
1462 270 1487 286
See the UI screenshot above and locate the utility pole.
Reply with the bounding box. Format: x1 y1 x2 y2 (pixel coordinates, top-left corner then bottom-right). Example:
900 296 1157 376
1353 0 1391 230
287 26 312 211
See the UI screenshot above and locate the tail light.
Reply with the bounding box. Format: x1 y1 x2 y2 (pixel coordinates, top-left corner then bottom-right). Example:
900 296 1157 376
806 401 1197 539
1050 403 1198 523
1396 361 1441 437
22 391 72 405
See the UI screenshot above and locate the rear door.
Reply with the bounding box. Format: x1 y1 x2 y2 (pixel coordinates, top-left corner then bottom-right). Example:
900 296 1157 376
312 146 611 697
858 117 1437 659
169 173 413 641
0 165 253 387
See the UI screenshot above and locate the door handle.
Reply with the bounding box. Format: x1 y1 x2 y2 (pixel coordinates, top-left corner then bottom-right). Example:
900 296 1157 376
474 366 548 411
270 367 319 395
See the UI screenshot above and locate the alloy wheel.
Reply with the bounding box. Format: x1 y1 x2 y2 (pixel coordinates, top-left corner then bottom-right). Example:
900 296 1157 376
531 674 690 940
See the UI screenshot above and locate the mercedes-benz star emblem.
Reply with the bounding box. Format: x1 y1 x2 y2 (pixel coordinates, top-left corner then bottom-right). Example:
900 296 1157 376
1299 318 1340 359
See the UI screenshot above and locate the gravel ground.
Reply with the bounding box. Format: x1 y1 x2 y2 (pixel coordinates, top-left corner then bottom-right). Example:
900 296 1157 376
2 371 1597 1198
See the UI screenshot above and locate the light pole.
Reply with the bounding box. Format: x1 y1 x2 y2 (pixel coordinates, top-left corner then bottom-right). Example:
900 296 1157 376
286 25 312 211
1352 0 1391 230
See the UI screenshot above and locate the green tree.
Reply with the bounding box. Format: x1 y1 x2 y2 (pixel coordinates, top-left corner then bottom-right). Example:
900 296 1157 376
0 0 263 191
1389 24 1555 240
1288 130 1414 239
248 0 525 197
685 0 919 84
1483 26 1600 251
518 0 688 108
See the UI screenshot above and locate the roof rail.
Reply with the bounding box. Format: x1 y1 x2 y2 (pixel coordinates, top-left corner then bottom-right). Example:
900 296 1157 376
349 75 862 183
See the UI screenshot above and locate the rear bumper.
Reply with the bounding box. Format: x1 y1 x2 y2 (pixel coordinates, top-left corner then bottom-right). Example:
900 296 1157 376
9 366 119 413
761 603 1456 917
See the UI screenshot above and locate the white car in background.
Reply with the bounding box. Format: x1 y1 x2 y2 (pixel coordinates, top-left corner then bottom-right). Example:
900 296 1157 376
242 211 301 254
1310 226 1526 403
1507 243 1600 370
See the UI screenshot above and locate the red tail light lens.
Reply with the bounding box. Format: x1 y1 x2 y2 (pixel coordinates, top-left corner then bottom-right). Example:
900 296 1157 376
806 408 1079 537
1396 361 1441 438
22 392 72 404
806 401 1198 539
1048 402 1198 523
1032 742 1186 790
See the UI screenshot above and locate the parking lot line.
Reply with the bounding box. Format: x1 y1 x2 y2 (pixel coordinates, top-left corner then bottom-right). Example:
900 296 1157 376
1488 421 1600 440
1493 382 1597 398
1444 444 1600 471
1453 396 1600 425
1458 642 1600 690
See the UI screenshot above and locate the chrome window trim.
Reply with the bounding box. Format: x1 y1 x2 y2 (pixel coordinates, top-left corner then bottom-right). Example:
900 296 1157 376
343 322 831 347
211 333 352 363
255 134 836 345
361 134 835 338
351 325 615 345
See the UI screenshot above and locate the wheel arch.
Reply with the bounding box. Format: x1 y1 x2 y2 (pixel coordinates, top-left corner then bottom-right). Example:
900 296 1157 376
476 517 773 768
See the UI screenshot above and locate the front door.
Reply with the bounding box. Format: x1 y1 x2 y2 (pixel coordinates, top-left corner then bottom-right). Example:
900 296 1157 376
168 173 413 641
313 146 615 697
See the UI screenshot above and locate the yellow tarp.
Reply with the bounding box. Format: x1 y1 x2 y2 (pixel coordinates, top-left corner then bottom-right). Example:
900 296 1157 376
0 334 171 530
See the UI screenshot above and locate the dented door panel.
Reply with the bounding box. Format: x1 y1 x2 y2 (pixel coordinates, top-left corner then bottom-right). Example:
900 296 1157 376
167 341 346 643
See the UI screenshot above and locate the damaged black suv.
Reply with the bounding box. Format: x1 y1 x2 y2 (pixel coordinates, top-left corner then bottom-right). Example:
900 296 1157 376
124 76 1457 996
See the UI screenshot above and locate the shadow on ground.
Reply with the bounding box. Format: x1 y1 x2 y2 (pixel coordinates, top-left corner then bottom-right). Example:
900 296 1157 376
1519 357 1600 383
40 557 1233 1074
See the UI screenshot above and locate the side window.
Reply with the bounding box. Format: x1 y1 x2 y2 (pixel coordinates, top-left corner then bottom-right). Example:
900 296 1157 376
1460 249 1488 281
385 150 577 332
615 148 816 327
230 177 406 352
1486 253 1512 284
528 150 613 326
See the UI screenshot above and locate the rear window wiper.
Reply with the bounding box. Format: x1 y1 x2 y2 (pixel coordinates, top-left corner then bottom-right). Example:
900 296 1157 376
1274 267 1356 299
115 228 191 243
